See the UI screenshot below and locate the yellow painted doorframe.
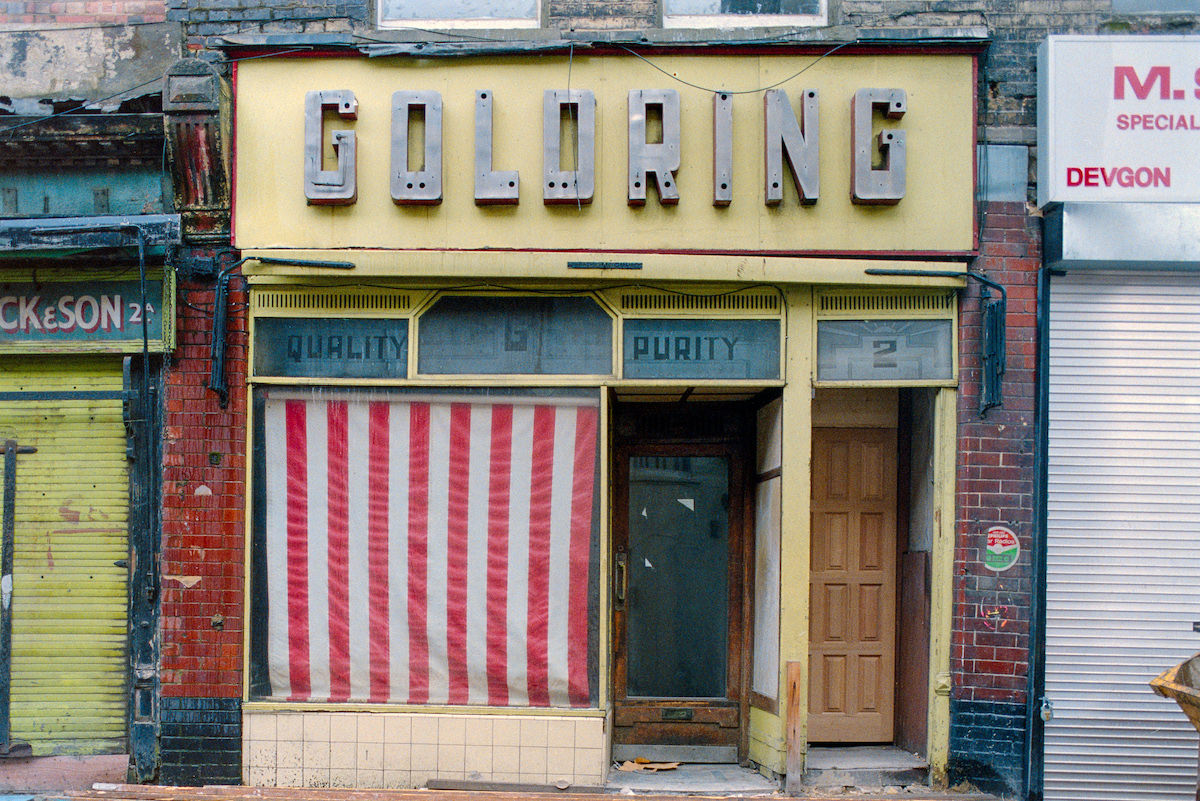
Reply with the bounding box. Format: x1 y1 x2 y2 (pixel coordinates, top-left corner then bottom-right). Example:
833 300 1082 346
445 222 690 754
772 351 955 789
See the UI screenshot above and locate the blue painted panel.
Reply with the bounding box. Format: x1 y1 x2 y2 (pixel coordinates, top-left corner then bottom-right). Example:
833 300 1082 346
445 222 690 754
623 318 780 379
0 168 167 218
418 296 612 375
0 280 164 345
254 317 409 378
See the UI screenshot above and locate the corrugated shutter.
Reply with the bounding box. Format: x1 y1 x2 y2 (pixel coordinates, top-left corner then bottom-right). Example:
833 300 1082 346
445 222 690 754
0 357 128 755
1045 271 1200 801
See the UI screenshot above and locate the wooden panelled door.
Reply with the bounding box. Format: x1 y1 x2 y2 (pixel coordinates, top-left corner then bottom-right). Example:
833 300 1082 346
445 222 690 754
809 427 898 743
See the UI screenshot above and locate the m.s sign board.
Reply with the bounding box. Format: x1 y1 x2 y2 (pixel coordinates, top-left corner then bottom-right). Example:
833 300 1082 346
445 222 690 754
1038 35 1200 206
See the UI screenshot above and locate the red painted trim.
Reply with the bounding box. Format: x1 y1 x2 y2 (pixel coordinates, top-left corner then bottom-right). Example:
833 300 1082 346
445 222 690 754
242 245 979 261
971 54 980 252
230 61 238 249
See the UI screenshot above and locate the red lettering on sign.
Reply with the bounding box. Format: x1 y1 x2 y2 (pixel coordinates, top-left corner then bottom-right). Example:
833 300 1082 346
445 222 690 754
1114 65 1172 100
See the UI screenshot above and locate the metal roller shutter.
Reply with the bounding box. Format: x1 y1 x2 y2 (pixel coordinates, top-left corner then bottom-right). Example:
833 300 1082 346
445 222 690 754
0 356 129 755
1045 271 1200 800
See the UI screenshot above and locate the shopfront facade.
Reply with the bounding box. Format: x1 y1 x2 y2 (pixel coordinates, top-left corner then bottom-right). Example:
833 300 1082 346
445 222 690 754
0 215 175 772
223 46 986 788
1037 34 1200 801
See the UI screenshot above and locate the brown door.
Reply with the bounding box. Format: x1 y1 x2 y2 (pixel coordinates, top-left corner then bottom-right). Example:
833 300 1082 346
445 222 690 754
612 441 746 761
809 427 897 743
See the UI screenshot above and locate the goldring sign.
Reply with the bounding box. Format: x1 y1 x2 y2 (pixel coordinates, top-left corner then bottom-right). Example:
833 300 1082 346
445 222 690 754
1038 35 1200 206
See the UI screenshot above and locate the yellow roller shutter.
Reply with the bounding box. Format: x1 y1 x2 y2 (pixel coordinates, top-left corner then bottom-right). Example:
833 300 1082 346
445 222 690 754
0 356 129 755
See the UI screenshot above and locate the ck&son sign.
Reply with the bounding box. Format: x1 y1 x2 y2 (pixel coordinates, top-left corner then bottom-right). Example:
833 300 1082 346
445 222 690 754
234 56 975 254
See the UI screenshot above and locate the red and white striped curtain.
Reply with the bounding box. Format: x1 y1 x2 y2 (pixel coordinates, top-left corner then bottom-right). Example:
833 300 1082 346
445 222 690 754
261 392 598 707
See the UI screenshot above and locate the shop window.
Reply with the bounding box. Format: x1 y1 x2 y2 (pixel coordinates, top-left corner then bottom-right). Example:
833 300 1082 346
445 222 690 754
418 295 612 376
377 0 539 28
663 0 824 28
249 387 600 707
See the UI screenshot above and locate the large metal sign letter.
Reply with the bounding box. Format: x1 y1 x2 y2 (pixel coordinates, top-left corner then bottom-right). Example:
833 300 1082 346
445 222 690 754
851 88 906 205
543 89 596 205
713 92 733 207
764 88 819 205
474 90 519 205
391 90 443 206
628 89 681 206
303 90 357 205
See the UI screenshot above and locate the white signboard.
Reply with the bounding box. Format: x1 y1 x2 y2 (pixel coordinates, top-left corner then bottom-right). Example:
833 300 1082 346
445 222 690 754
1038 35 1200 207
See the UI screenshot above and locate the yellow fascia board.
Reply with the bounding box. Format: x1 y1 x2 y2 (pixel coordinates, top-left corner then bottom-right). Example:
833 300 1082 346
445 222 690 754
234 54 974 253
240 249 968 288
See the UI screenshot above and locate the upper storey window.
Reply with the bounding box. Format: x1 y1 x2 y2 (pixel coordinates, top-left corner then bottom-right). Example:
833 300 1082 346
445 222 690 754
378 0 539 28
664 0 824 27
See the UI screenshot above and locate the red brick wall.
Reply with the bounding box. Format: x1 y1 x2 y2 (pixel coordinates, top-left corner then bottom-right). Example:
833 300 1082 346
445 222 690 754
160 268 247 699
950 200 1040 789
0 1 165 24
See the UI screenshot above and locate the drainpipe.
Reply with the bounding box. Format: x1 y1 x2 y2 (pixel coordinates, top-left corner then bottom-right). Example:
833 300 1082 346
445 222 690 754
1024 258 1051 801
207 255 355 407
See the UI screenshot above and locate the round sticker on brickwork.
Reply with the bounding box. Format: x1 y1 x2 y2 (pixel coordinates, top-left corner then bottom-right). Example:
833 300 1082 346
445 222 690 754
984 525 1020 572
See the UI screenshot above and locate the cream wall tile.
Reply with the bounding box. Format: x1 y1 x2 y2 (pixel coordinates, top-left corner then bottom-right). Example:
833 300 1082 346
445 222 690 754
411 742 439 772
357 769 384 788
246 740 277 768
410 770 433 788
492 717 520 745
573 748 603 777
276 767 303 787
519 746 547 777
247 713 276 741
357 741 384 771
464 716 492 746
575 773 603 786
330 741 357 771
492 744 520 772
519 718 548 748
276 714 305 741
302 768 330 788
574 719 604 751
383 742 411 770
546 719 575 748
383 770 412 789
464 744 492 776
245 766 275 787
303 740 331 769
303 713 331 741
276 741 303 771
384 714 412 742
358 713 385 743
329 767 356 787
546 746 575 782
329 714 357 743
492 771 521 784
438 716 466 745
437 743 465 772
411 715 439 744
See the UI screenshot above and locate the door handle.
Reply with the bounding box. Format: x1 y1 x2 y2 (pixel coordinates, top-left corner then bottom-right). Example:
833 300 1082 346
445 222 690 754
615 550 627 607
